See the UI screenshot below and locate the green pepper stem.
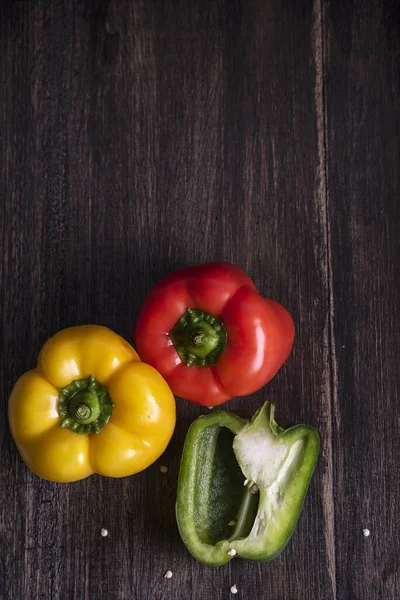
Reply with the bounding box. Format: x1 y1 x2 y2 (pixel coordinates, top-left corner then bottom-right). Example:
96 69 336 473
228 480 259 542
170 308 227 367
58 375 115 435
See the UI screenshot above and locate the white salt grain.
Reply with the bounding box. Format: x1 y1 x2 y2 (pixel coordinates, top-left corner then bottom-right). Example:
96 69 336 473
363 528 370 537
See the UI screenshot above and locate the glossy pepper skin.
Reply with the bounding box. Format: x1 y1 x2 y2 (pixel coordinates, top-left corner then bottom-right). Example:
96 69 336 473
8 325 176 482
176 402 319 566
134 263 295 405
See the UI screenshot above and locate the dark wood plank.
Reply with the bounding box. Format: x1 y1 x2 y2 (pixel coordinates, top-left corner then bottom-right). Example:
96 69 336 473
324 1 400 599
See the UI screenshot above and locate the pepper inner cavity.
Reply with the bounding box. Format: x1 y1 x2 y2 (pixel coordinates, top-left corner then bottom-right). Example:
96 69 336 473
193 425 259 546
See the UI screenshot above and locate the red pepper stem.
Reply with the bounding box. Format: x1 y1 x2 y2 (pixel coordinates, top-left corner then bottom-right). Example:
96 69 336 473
170 308 227 367
228 480 259 542
191 332 206 347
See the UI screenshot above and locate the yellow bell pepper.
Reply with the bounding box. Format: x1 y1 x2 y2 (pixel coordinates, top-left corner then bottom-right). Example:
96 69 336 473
8 325 176 482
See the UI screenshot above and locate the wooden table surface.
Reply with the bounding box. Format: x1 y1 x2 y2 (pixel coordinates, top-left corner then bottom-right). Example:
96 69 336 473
1 1 399 599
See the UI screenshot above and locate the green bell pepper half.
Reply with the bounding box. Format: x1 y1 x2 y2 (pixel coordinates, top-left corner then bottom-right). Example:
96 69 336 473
176 402 319 566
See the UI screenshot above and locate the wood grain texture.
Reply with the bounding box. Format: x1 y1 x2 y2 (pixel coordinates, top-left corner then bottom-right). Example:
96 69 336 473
324 1 400 599
0 0 398 599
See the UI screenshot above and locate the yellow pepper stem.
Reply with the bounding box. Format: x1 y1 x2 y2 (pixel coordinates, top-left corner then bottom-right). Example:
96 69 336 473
58 375 115 435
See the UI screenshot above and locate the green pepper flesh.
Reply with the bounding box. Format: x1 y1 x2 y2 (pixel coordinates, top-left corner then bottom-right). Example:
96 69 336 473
176 402 319 566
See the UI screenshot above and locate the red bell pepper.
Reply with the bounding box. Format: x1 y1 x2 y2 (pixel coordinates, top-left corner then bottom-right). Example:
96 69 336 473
134 263 295 406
